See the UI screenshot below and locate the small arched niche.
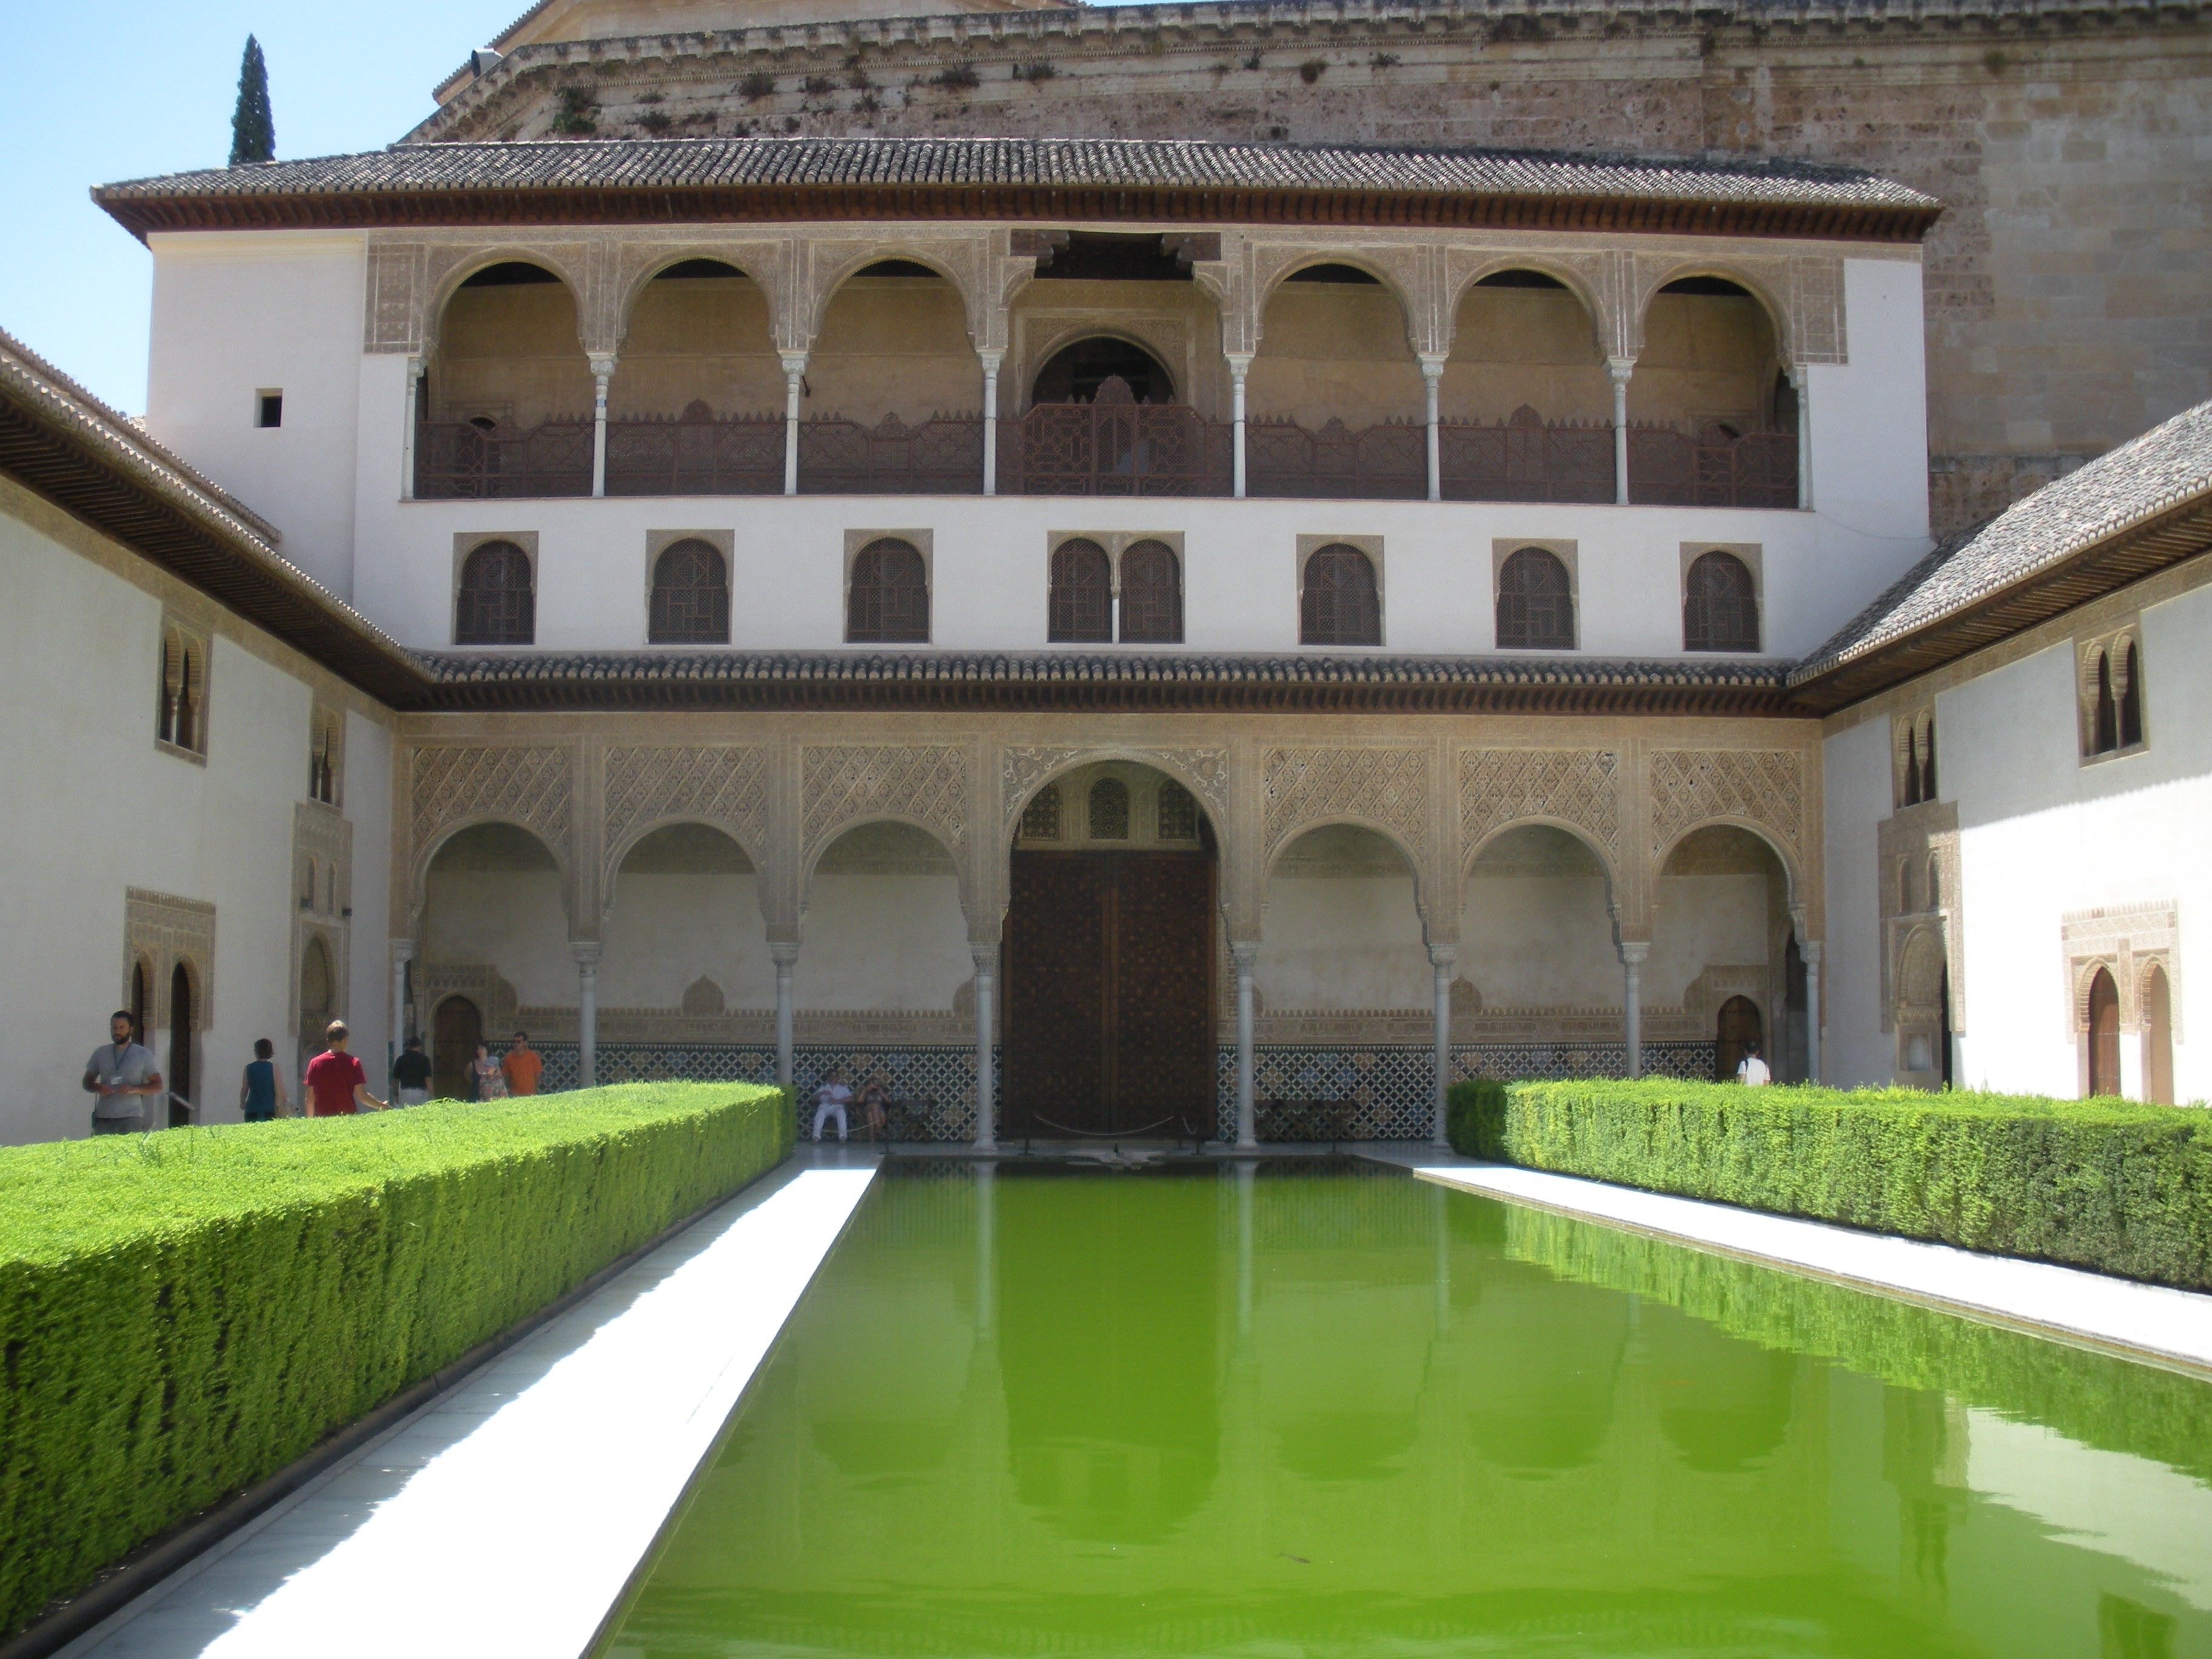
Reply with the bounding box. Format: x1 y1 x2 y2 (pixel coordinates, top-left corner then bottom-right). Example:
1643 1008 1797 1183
431 261 592 430
605 823 771 1015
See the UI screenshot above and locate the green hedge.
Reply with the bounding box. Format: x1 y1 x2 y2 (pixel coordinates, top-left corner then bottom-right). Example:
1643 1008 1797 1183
0 1083 791 1639
1446 1077 2212 1292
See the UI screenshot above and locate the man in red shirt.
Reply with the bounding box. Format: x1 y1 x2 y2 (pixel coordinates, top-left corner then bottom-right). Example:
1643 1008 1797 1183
304 1021 388 1117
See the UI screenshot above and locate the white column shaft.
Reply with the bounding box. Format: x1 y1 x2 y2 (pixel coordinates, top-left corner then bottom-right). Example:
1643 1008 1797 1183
589 358 614 498
1430 951 1454 1146
781 355 807 497
1803 944 1823 1084
980 354 1002 497
1228 355 1252 500
771 950 796 1091
401 359 423 502
1791 364 1814 511
1233 943 1258 1149
972 948 997 1150
1607 358 1634 507
390 941 414 1084
1420 355 1446 503
1621 945 1646 1079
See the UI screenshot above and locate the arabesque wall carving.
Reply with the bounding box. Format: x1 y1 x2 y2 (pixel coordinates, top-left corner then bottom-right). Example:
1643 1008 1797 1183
802 743 968 857
604 745 769 870
1263 746 1428 860
1648 748 1805 875
412 745 574 865
1461 747 1621 867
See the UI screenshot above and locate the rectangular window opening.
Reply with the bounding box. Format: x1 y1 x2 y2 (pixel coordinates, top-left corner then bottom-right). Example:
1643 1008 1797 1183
256 390 284 429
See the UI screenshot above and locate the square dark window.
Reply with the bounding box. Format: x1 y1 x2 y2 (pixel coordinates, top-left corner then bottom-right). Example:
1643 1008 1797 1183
256 391 284 429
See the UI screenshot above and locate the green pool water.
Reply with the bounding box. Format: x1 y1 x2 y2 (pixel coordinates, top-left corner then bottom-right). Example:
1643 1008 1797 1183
601 1161 2212 1658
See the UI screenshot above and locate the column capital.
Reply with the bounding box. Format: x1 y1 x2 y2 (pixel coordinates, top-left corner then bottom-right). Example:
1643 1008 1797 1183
569 939 602 968
976 347 1005 372
1617 940 1650 967
1427 943 1458 970
1416 352 1449 378
1604 355 1636 385
1798 939 1823 967
769 941 801 968
1224 352 1254 380
970 943 1002 976
588 352 618 379
779 351 809 378
1786 361 1811 390
390 937 417 964
1229 940 1261 970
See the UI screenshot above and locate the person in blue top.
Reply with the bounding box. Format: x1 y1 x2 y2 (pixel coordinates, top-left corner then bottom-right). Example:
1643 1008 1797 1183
239 1037 288 1122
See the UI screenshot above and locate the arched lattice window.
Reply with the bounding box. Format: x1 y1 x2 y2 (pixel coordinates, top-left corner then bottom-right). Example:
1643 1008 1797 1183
2119 640 2145 748
846 538 929 643
1089 777 1130 839
308 706 341 805
2093 650 2119 754
1020 783 1062 840
649 538 731 645
1898 709 1937 806
1683 551 1760 652
1926 855 1942 910
1048 538 1111 643
1301 544 1381 646
1496 547 1574 651
455 540 535 645
1157 780 1199 842
158 625 208 753
1118 540 1183 643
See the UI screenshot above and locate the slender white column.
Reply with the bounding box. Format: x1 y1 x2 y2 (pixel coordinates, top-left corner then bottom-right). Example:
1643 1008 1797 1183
979 349 1002 497
571 941 601 1090
400 358 424 501
1789 363 1813 510
390 938 415 1084
1606 357 1634 506
1620 940 1648 1079
780 353 808 496
1802 940 1823 1084
1232 942 1259 1149
1227 353 1253 499
1419 353 1447 503
971 944 999 1150
1429 945 1455 1146
769 943 798 1091
588 355 615 498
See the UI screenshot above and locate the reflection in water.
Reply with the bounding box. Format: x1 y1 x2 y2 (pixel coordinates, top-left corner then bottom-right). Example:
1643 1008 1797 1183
606 1161 2212 1658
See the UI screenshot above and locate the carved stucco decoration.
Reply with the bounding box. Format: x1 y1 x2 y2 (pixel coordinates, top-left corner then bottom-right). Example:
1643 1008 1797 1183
1262 746 1427 859
411 745 574 868
1628 250 1846 367
1877 799 1962 1033
124 888 218 1027
608 237 796 351
1647 749 1804 874
1460 748 1621 867
1002 744 1230 828
803 744 968 858
2062 902 2181 1037
603 746 771 880
1441 246 1624 358
793 233 998 355
1244 238 1447 357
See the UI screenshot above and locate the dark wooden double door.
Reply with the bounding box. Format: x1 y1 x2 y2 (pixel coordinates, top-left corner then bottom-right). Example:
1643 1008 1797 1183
1004 851 1215 1138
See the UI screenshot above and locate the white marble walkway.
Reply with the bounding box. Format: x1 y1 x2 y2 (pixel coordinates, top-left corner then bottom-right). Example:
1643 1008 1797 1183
1365 1150 2212 1378
61 1150 879 1659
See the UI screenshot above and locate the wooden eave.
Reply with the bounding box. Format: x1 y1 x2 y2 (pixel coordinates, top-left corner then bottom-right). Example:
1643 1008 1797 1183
94 182 1941 245
0 393 431 709
1785 498 2212 714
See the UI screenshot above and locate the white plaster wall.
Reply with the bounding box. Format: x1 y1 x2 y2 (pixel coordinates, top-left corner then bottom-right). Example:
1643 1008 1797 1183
0 504 391 1141
796 874 970 1009
601 872 774 1008
1822 579 2212 1101
1820 715 1897 1088
146 232 368 598
421 870 574 1007
1257 875 1430 1009
1647 874 1772 1006
1460 873 1620 1007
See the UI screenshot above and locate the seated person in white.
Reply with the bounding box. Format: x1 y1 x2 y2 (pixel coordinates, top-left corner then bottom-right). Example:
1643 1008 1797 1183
811 1067 854 1143
1736 1041 1772 1086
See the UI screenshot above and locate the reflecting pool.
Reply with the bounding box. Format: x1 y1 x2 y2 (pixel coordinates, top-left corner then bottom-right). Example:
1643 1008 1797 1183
600 1160 2212 1658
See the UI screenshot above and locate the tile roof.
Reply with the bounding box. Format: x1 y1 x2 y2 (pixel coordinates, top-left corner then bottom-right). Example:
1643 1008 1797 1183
94 135 1936 233
1792 398 2212 686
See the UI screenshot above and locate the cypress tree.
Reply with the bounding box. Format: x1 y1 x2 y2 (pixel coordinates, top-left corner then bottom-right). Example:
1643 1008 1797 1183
229 36 275 166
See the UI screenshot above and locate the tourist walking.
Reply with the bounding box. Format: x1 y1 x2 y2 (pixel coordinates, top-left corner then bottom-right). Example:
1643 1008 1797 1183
810 1067 853 1144
391 1036 432 1106
471 1041 508 1101
502 1030 543 1097
82 1010 161 1135
1736 1039 1772 1087
239 1038 287 1121
304 1021 388 1117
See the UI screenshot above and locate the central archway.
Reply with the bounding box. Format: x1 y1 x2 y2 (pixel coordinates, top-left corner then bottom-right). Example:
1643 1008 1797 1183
1003 762 1217 1138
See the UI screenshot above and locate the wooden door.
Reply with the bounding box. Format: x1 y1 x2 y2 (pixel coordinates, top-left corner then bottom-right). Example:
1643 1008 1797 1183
1714 994 1762 1081
435 996 482 1102
1004 851 1215 1136
2087 968 2120 1096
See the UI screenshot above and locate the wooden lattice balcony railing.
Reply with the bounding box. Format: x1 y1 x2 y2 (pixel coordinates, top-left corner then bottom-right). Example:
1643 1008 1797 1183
1628 423 1798 509
606 402 782 497
797 413 985 495
1246 417 1427 500
414 418 593 500
1000 389 1234 498
1438 407 1615 504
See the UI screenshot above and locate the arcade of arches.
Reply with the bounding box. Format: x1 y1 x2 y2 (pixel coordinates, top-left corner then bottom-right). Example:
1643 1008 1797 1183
396 714 1825 1139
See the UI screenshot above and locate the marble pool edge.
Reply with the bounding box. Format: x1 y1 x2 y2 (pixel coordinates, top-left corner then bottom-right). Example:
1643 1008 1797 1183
1370 1150 2212 1382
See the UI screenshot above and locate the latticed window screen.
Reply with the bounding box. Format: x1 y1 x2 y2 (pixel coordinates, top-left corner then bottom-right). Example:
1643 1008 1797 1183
157 626 208 752
649 538 731 644
1048 538 1111 642
1088 776 1130 839
846 538 930 643
1156 780 1200 841
1118 540 1183 643
1020 783 1063 840
455 541 535 645
2120 642 2145 747
1682 550 1760 652
308 706 341 805
1496 546 1574 650
1300 544 1381 645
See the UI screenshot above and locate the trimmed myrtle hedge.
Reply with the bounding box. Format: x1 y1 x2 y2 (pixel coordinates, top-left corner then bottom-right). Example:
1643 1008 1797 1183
0 1083 791 1640
1447 1077 2212 1292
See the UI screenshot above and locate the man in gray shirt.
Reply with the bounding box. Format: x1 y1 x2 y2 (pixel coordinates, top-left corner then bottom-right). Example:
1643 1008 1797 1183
83 1010 163 1134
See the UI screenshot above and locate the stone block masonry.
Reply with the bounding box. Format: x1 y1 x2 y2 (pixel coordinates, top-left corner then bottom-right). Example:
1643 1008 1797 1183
417 0 2212 536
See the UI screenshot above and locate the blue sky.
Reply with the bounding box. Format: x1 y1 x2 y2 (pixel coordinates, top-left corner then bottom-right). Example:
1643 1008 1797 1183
0 2 555 412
